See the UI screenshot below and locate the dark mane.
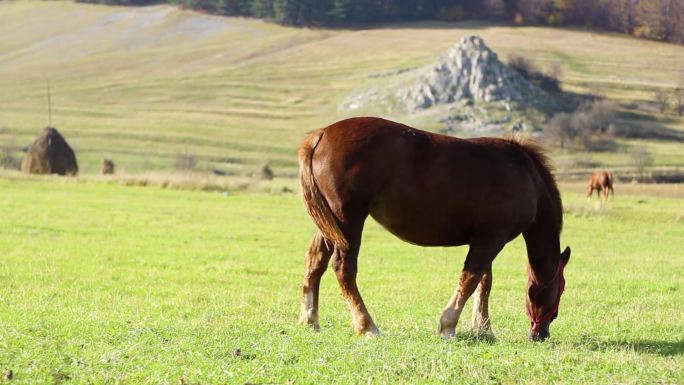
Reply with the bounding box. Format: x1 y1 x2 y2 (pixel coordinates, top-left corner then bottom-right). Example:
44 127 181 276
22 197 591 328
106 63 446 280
508 137 563 233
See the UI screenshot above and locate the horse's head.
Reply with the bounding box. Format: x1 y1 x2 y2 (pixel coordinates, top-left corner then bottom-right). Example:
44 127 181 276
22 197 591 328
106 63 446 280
525 246 571 341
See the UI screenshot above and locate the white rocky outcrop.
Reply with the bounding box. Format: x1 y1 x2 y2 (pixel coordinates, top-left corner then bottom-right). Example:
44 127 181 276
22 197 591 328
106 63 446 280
395 35 556 112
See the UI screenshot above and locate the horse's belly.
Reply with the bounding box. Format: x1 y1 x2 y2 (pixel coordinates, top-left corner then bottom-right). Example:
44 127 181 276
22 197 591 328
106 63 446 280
369 205 470 247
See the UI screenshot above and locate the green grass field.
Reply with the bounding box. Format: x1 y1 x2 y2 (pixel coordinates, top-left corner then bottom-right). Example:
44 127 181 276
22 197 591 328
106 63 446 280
0 179 682 384
1 2 683 384
1 2 684 177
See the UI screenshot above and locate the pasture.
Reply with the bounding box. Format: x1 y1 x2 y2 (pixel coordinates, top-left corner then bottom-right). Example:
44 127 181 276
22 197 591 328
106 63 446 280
0 178 682 384
1 2 684 178
1 2 683 384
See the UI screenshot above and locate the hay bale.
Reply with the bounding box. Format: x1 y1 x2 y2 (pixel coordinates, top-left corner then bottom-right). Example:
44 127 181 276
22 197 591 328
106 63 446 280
259 162 274 180
101 159 115 174
21 126 78 176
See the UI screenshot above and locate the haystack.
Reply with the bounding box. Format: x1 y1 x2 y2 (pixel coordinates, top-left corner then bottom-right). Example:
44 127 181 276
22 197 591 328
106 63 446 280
259 162 274 180
101 159 115 174
21 126 78 176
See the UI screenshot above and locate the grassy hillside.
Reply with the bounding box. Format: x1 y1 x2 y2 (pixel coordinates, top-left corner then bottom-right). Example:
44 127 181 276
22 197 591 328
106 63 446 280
0 179 682 384
1 2 683 177
1 5 682 384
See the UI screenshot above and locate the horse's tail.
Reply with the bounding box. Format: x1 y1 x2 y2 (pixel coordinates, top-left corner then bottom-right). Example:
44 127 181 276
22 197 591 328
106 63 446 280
511 138 564 233
298 129 348 249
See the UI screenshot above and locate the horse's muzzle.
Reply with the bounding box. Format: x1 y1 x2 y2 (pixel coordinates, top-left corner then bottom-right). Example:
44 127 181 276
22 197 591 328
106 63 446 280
528 322 550 341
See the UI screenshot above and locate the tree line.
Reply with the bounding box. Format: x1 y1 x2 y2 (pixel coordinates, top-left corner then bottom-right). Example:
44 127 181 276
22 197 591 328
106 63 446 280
78 0 684 44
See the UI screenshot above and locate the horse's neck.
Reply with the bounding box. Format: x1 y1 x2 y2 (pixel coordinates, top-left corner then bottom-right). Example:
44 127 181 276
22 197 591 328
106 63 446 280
523 217 561 285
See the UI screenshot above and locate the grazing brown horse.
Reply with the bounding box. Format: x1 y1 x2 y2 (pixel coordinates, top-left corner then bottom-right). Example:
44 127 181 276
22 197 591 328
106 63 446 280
587 171 614 200
297 117 571 341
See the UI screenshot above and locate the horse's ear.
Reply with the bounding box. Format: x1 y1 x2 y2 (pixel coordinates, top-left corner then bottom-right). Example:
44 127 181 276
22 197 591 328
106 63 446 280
560 246 571 265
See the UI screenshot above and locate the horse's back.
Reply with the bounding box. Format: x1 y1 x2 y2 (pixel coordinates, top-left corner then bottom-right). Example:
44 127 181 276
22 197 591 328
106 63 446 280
589 171 612 188
310 117 541 246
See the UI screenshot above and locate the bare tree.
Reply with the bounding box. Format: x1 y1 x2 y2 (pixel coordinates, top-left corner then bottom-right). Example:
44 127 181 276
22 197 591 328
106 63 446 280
654 90 669 113
544 112 574 148
174 152 197 171
676 87 684 116
630 146 653 178
569 100 616 141
589 100 617 134
677 69 684 116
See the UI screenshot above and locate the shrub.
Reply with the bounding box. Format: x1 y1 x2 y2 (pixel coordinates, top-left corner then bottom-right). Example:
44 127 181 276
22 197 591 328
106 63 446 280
507 54 562 94
0 148 21 170
544 99 617 149
508 54 536 79
174 153 197 172
629 146 653 178
654 90 669 113
675 87 684 116
543 112 574 148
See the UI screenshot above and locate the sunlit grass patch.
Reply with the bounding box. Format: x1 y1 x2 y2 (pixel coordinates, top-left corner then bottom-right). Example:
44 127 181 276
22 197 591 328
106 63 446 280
0 179 681 383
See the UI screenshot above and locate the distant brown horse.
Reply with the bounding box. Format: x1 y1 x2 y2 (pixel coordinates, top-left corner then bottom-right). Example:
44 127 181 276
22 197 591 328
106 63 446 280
297 117 571 341
587 171 614 200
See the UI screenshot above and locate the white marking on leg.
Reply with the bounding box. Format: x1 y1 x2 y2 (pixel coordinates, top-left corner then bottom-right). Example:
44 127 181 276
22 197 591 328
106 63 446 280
341 295 381 336
303 290 315 319
471 286 483 329
471 284 493 336
438 289 466 338
299 289 319 328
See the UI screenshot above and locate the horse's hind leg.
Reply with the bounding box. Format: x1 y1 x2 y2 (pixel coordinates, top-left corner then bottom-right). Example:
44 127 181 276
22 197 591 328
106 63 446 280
298 231 334 330
332 218 381 336
438 242 503 338
604 186 612 201
471 265 493 335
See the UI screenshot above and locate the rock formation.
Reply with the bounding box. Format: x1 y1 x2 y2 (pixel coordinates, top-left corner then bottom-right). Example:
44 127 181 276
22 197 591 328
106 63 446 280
395 36 557 112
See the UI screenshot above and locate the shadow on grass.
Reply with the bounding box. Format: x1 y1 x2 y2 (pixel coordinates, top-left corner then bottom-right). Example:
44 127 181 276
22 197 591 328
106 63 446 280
580 337 684 357
451 331 497 344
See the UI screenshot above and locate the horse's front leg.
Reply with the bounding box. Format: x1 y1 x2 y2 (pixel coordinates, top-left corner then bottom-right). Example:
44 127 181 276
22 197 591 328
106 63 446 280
298 231 334 330
471 265 494 335
438 243 503 338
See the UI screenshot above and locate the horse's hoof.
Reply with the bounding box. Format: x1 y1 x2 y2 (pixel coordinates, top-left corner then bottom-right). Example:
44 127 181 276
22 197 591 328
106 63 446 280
440 329 456 339
298 318 320 331
356 323 383 337
438 323 456 338
364 328 384 338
